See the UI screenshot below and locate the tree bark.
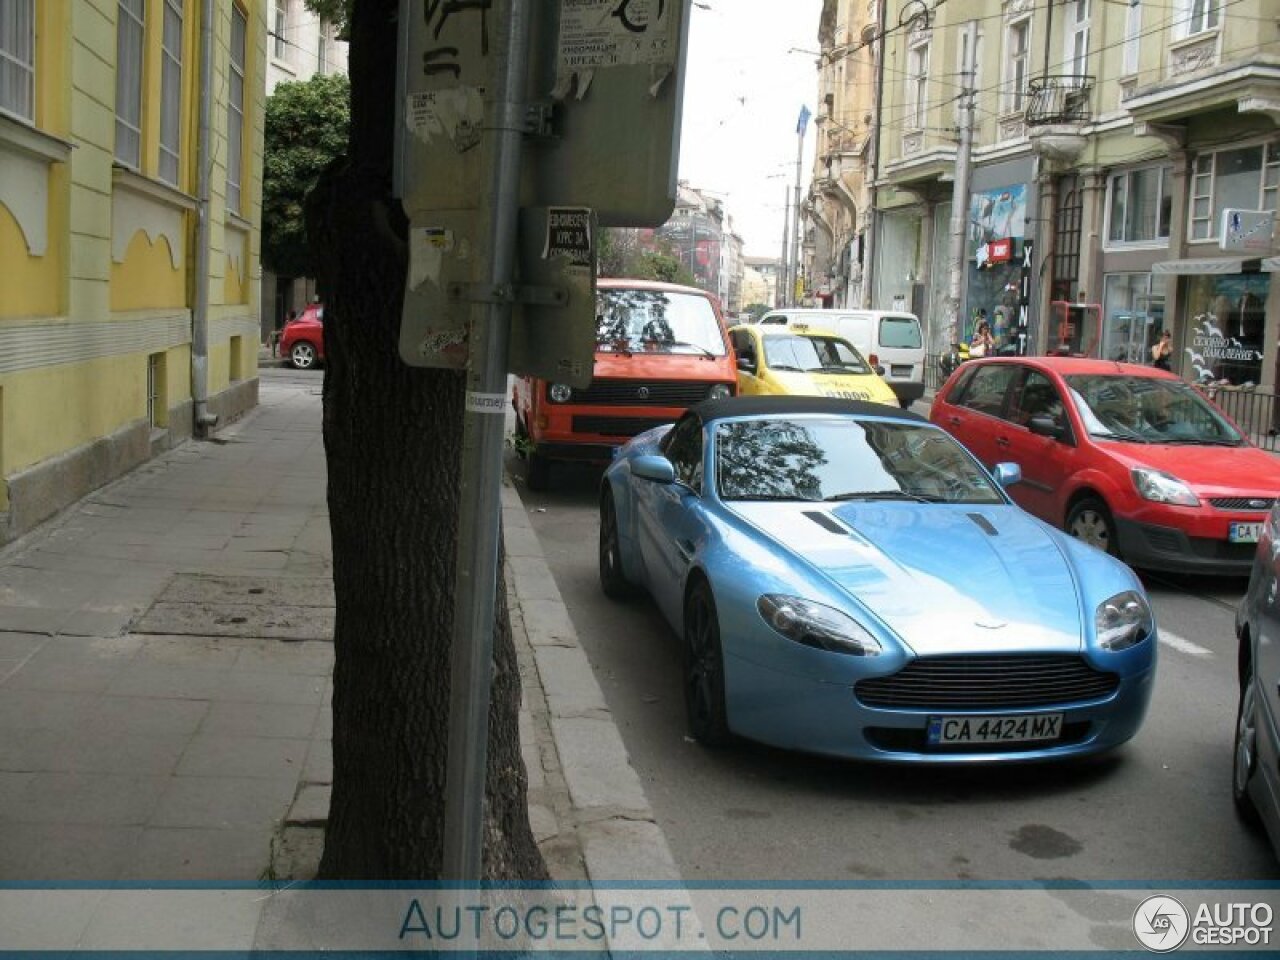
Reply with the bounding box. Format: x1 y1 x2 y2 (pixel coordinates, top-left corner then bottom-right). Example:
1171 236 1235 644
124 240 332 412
306 0 546 881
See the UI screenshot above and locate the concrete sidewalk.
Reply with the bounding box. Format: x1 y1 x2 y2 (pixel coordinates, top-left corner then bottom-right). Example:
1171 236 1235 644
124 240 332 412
0 371 677 891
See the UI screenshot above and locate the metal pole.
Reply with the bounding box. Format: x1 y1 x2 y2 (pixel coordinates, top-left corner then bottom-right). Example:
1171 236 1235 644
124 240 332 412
190 0 217 436
442 0 535 883
779 186 790 309
791 128 804 306
944 21 976 349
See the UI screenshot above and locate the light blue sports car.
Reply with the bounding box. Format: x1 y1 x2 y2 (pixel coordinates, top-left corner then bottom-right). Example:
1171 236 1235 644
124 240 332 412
598 396 1157 763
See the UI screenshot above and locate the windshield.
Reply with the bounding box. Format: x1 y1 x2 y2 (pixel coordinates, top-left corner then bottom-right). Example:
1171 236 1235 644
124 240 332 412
1064 374 1244 446
878 316 922 349
596 289 728 356
714 417 1004 504
762 335 872 374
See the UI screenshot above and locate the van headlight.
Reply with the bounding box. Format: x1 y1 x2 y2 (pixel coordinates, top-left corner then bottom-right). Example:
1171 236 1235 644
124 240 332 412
1095 591 1153 651
547 383 573 403
757 595 882 656
707 383 734 400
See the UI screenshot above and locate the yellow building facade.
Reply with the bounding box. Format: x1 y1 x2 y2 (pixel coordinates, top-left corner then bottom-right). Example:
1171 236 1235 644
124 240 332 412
0 0 265 541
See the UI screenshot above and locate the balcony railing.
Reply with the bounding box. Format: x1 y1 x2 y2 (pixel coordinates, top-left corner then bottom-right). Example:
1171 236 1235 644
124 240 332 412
1025 75 1095 126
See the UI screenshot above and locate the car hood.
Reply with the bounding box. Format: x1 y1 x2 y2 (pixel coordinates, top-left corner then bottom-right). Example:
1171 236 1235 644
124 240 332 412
592 352 732 380
729 502 1084 656
1094 440 1280 494
767 370 897 404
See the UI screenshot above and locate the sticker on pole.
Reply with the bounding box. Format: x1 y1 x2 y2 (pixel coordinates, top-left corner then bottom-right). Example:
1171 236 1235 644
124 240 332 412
542 207 593 270
466 392 507 415
554 0 678 98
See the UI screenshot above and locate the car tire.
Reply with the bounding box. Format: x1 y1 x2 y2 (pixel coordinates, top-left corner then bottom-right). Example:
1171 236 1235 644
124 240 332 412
290 341 318 370
598 491 637 600
1066 496 1117 556
683 579 730 747
526 451 550 492
1233 655 1263 828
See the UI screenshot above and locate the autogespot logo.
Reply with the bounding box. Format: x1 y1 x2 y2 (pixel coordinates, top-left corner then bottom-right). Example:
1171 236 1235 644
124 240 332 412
1133 895 1190 952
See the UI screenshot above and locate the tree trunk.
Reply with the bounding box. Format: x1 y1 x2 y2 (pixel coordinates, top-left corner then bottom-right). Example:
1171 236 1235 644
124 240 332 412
306 0 546 881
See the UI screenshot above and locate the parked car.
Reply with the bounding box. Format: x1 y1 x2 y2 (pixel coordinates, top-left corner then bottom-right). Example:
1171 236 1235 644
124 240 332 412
512 279 737 491
598 395 1157 761
758 308 925 408
279 304 324 370
931 356 1280 575
727 323 898 406
1234 515 1280 861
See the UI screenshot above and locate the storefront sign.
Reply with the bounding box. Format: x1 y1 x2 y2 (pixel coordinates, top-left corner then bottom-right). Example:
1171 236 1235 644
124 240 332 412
1016 239 1033 356
1220 209 1275 253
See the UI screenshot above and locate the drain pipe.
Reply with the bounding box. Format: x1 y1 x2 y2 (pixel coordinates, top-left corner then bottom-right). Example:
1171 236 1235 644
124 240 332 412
191 0 219 436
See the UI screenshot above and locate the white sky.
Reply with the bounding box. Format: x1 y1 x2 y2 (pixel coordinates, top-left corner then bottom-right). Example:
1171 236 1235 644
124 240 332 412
676 0 824 260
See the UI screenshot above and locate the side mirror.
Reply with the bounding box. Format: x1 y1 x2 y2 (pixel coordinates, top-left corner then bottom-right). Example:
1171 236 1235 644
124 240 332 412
736 355 756 373
993 462 1022 488
874 364 886 377
631 455 676 484
1027 415 1065 440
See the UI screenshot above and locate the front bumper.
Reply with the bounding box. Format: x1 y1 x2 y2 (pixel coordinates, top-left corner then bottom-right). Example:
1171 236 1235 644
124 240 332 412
724 654 1155 764
888 380 926 405
1114 516 1257 575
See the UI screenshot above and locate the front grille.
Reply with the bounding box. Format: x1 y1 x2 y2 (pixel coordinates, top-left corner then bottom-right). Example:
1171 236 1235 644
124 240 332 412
1143 527 1184 553
571 416 671 438
864 721 1091 754
569 380 714 406
854 655 1120 710
1210 497 1275 512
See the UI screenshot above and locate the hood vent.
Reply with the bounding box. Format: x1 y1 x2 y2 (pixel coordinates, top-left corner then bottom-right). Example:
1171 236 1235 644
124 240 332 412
804 511 849 535
967 513 998 536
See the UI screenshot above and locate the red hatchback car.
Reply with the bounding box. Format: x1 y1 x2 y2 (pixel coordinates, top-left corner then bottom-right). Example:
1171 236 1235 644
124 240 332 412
931 356 1280 574
279 303 324 369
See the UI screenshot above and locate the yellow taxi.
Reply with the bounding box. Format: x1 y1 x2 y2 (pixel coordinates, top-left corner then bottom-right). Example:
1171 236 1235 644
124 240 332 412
727 323 898 405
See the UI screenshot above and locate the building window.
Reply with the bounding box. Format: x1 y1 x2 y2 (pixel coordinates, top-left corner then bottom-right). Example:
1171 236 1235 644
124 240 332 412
1173 0 1219 40
115 0 146 168
1122 0 1141 75
317 25 328 74
159 0 183 185
1189 142 1280 242
1102 273 1165 364
905 39 928 129
273 0 287 60
227 4 246 213
1064 0 1090 77
1051 181 1081 304
0 0 35 121
1003 18 1030 113
1107 166 1172 246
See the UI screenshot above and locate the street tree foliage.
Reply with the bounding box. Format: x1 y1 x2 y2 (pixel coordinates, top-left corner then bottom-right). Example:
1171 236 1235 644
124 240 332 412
744 302 771 322
598 229 694 285
303 0 352 39
263 73 350 279
303 0 545 879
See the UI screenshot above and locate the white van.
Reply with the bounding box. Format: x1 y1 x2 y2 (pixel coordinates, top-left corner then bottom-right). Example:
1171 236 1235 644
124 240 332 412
758 308 926 408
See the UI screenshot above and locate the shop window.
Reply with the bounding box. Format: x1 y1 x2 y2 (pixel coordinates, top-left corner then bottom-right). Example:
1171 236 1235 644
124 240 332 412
115 0 146 169
0 0 34 121
1102 274 1166 365
1106 166 1172 246
1189 142 1280 242
1183 273 1270 386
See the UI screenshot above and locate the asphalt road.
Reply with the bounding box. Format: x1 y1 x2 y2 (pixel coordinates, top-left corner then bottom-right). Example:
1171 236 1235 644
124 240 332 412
510 452 1280 883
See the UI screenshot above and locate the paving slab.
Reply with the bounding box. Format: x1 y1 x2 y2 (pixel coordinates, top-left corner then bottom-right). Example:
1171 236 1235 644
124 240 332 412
126 826 269 880
149 775 297 830
286 784 330 826
176 735 310 780
134 601 332 640
11 772 170 826
0 823 142 881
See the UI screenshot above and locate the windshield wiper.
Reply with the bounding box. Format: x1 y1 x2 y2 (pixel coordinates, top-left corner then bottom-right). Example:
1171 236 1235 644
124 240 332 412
824 490 931 503
806 366 863 374
664 340 717 359
768 363 804 372
1160 438 1242 447
1090 430 1151 444
725 493 816 502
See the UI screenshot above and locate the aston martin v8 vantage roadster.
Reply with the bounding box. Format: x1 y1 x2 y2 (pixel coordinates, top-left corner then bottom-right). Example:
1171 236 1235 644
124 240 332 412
598 396 1157 763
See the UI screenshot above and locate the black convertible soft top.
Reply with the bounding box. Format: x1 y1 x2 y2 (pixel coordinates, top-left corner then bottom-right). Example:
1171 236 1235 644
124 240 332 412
687 395 926 424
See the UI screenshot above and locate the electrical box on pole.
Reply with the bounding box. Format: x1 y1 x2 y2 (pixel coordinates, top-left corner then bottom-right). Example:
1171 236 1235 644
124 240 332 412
396 0 693 378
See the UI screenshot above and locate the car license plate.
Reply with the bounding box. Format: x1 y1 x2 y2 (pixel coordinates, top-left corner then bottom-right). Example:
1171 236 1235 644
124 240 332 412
926 713 1063 746
891 364 913 377
1230 522 1264 544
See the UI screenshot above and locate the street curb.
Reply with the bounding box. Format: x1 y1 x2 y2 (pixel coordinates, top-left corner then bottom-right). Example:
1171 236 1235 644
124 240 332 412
501 481 684 883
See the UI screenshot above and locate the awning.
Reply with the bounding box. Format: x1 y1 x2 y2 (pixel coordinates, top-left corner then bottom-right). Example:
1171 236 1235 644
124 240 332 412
1152 256 1262 275
1263 256 1280 273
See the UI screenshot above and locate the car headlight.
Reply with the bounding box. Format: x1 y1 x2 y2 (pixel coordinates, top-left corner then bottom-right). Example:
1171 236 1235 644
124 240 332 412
707 383 734 400
1095 590 1153 651
757 595 882 656
1132 467 1199 506
547 383 573 403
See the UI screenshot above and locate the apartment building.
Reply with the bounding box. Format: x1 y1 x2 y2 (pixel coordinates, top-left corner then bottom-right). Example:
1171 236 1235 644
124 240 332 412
0 1 267 542
825 0 1278 385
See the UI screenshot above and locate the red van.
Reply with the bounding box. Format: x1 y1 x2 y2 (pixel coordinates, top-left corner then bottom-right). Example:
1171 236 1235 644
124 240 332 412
512 279 737 490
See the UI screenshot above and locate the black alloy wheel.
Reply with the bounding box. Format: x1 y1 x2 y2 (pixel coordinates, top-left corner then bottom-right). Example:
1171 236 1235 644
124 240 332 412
683 579 730 746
